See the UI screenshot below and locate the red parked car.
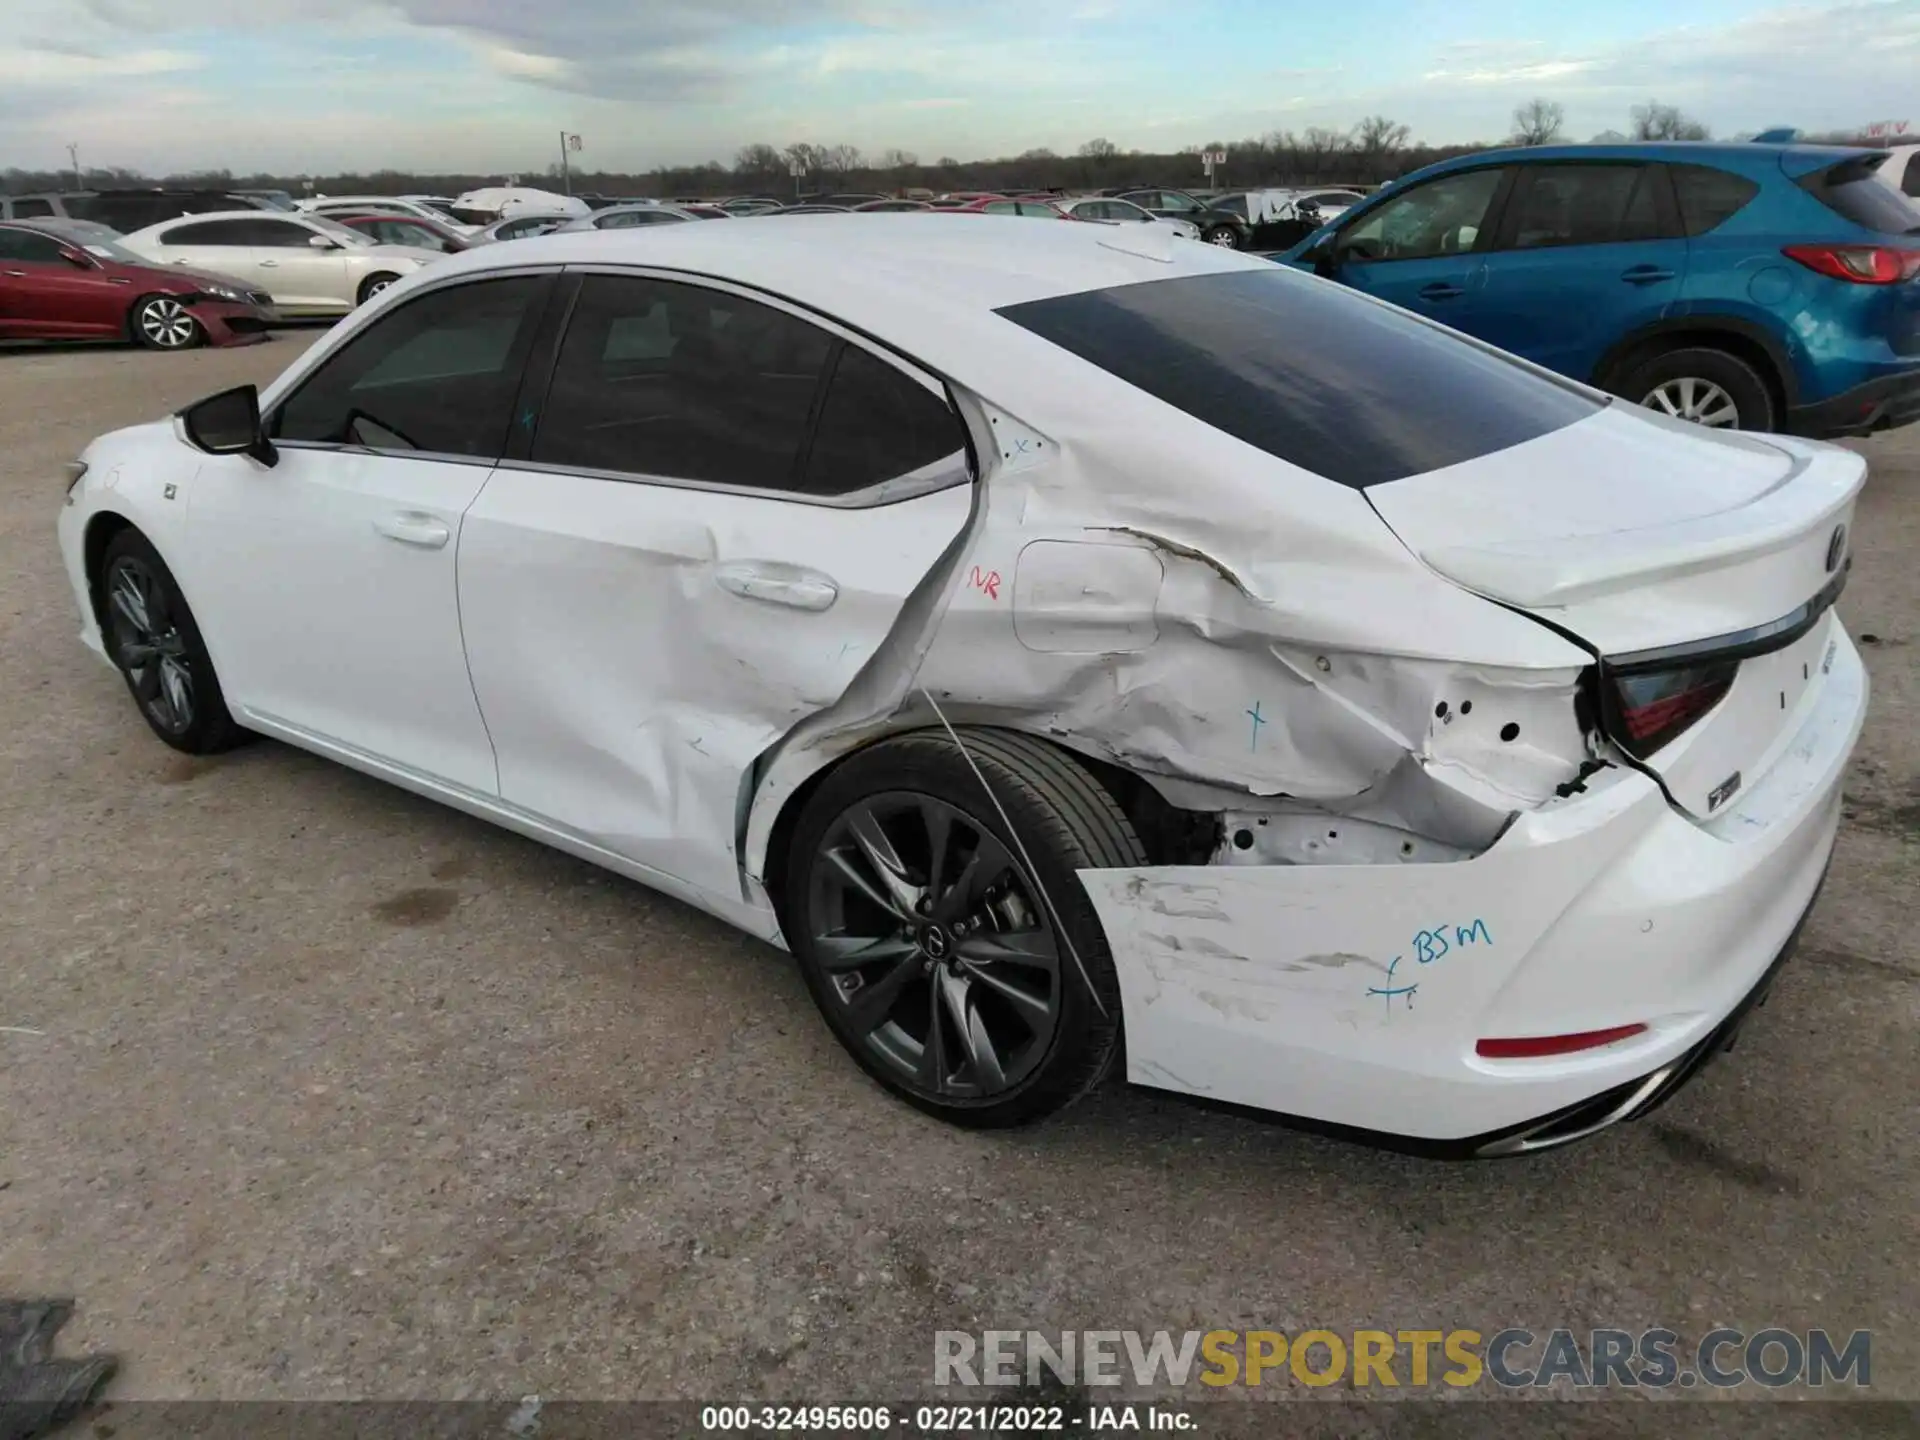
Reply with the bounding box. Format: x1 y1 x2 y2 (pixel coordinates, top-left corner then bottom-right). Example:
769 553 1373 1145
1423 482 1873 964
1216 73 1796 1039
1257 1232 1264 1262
952 197 1072 218
0 219 275 350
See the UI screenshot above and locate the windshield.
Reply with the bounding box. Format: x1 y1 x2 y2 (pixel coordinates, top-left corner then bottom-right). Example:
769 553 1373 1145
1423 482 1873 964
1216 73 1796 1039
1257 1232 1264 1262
997 267 1600 489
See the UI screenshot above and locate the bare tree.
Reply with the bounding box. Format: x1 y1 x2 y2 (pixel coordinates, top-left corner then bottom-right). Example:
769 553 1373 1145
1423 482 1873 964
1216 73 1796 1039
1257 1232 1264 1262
1511 98 1565 146
1078 137 1118 159
783 142 828 174
1630 101 1710 141
821 143 864 174
733 143 781 175
877 147 918 170
1353 115 1410 155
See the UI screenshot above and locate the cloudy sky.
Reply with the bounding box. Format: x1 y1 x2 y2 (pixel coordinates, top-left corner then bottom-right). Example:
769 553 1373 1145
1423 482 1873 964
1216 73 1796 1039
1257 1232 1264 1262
1 0 1915 175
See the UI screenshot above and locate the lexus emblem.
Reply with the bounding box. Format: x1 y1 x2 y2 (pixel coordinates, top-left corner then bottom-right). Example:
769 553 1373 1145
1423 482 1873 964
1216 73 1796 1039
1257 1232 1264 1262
1826 524 1847 573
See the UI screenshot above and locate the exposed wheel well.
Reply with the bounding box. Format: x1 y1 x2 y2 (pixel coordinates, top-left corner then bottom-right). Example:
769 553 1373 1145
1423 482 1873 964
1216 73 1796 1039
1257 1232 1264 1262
82 512 136 623
1598 327 1790 420
757 725 1219 941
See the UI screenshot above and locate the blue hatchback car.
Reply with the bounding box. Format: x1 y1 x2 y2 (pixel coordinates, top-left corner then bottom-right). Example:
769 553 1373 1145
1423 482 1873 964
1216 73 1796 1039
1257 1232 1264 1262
1280 142 1920 438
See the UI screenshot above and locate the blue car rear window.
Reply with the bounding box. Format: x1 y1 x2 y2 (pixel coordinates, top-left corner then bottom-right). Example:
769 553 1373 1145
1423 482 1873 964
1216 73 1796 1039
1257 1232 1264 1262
996 267 1600 489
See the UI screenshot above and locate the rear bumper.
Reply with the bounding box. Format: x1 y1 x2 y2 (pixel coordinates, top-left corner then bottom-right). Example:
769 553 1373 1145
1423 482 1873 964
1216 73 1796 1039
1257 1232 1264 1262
1787 367 1920 438
1077 626 1868 1152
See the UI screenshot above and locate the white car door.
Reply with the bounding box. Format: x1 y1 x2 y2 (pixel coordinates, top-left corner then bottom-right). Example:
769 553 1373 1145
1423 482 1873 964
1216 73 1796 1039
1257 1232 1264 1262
244 217 354 312
138 217 269 289
457 271 974 904
178 271 560 794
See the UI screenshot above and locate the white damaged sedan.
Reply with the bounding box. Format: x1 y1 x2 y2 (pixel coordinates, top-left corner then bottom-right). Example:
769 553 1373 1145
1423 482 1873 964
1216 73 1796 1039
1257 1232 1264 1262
57 216 1867 1153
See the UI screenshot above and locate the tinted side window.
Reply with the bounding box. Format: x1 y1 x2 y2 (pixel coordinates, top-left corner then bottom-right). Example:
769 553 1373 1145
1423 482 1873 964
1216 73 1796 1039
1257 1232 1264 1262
800 345 964 496
0 227 69 263
1904 156 1920 199
159 220 250 246
274 275 550 457
997 268 1600 490
1498 164 1670 249
251 219 320 247
1799 155 1920 235
532 275 835 491
1671 165 1761 236
11 199 56 218
1339 168 1506 263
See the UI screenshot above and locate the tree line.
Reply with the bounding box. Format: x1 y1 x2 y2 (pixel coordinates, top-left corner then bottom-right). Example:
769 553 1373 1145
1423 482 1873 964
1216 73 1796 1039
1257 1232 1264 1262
5 102 1907 200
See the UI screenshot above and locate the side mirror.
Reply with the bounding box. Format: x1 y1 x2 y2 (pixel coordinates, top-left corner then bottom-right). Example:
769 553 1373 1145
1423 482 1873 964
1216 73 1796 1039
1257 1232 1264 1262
179 384 277 467
1305 233 1341 277
307 233 338 249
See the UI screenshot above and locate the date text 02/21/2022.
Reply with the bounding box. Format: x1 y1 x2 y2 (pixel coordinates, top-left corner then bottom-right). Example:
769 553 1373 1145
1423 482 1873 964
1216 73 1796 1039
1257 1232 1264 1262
1365 919 1493 1015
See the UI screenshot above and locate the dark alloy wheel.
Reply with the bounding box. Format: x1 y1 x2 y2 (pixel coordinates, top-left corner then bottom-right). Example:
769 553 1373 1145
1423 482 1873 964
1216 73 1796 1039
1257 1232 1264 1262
785 729 1144 1127
98 529 244 754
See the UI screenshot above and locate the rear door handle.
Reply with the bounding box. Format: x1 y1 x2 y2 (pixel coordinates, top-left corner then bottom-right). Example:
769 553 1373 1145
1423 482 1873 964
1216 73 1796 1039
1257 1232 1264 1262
258 259 279 268
372 512 450 549
715 561 839 612
1621 265 1676 284
1418 282 1465 300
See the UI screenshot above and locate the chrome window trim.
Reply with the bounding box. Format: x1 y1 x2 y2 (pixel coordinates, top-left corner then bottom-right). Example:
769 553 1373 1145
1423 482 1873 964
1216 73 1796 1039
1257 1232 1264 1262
496 450 972 511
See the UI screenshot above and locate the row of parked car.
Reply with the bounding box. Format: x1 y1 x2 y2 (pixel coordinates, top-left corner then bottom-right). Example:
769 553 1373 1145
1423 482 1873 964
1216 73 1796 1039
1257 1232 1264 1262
4 141 1916 438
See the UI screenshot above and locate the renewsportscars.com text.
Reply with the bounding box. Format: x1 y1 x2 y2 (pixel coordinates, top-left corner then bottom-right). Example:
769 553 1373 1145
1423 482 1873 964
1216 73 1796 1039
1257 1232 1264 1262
934 1327 1871 1390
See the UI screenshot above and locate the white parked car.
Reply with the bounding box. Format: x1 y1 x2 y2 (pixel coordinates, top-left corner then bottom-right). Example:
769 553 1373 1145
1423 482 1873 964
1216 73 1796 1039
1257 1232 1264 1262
118 211 444 315
58 217 1866 1151
1874 144 1920 200
447 187 590 226
1054 196 1201 239
299 196 479 235
556 203 702 232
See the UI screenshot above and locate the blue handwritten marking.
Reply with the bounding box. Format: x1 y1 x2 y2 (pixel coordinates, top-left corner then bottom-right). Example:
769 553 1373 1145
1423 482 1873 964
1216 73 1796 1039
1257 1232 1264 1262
1366 920 1492 1014
1246 700 1266 752
1365 955 1418 1015
520 406 537 430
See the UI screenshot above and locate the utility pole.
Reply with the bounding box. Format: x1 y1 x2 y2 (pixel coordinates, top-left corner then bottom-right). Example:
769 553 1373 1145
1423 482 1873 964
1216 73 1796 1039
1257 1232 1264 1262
67 143 81 190
559 131 570 195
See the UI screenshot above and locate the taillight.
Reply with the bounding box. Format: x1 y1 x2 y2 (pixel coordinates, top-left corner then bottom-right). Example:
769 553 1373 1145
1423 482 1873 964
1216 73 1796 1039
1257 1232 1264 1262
1782 243 1920 285
1608 659 1738 758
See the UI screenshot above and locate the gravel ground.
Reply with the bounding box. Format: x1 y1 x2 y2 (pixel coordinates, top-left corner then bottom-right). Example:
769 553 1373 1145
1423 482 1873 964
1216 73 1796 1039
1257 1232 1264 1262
1 332 1915 1416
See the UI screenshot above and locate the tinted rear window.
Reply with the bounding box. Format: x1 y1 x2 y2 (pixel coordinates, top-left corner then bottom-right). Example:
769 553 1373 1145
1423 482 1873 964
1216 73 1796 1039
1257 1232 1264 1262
1801 156 1920 235
996 268 1600 489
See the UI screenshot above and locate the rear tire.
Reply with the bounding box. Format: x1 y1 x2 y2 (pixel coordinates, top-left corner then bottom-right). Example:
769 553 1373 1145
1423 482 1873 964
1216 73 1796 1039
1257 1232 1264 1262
1203 224 1242 249
98 529 245 754
1617 346 1776 432
356 272 400 306
130 294 204 351
784 729 1145 1128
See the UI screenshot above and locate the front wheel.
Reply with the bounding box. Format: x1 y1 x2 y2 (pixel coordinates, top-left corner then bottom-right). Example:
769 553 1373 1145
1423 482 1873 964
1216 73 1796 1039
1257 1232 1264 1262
130 294 203 351
1203 224 1242 249
784 729 1145 1127
98 529 245 754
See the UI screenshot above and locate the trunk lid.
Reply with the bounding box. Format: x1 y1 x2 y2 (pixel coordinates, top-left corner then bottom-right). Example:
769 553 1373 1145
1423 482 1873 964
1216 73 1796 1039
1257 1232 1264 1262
1366 403 1864 817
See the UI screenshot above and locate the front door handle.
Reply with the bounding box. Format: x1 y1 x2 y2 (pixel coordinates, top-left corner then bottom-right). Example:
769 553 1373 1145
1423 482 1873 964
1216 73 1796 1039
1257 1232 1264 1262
1621 264 1676 284
1418 281 1465 300
715 561 839 612
257 259 280 268
372 512 450 549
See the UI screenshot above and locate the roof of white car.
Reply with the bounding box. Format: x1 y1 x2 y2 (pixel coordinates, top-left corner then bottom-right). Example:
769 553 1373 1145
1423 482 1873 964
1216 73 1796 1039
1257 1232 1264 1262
431 211 1250 312
120 209 326 239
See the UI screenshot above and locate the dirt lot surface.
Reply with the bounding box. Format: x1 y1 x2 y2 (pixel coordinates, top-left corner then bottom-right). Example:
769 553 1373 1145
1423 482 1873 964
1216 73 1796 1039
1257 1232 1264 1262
1 332 1915 1415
